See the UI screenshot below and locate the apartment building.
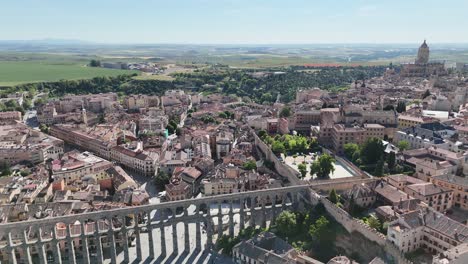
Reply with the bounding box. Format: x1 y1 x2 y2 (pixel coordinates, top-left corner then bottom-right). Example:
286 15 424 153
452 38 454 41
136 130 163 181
403 183 453 212
50 125 158 176
51 151 113 184
387 208 468 255
331 123 384 154
293 110 321 132
0 111 22 122
431 174 468 210
50 125 116 160
0 123 63 165
398 114 436 129
124 94 160 110
138 115 168 134
110 143 159 177
394 123 455 150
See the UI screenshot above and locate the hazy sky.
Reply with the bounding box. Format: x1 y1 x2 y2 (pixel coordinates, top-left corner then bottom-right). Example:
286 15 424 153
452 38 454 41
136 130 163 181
2 0 468 44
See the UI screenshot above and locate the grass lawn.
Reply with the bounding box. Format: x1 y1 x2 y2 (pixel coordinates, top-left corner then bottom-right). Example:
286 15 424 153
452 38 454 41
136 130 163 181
0 61 138 86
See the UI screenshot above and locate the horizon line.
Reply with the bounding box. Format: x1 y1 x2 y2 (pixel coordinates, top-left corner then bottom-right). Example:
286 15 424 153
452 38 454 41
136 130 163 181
1 39 468 46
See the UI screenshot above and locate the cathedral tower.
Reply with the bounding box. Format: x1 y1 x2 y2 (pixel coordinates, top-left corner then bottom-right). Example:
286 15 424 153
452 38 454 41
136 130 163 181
416 40 430 64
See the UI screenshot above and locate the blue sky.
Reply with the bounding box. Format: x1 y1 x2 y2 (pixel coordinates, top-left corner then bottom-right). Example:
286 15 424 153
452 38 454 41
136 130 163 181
1 0 467 44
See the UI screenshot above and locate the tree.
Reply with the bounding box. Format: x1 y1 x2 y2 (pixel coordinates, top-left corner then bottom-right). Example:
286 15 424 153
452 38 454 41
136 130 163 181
89 60 101 67
309 216 329 241
373 158 385 176
397 140 410 151
98 113 106 124
243 160 257 170
217 234 236 255
329 189 339 204
279 107 292 118
344 143 359 161
22 98 32 110
39 124 49 134
276 211 297 238
154 171 170 189
383 105 394 111
366 216 381 231
218 112 228 119
0 162 11 177
396 101 406 113
422 89 431 99
310 153 335 178
360 138 384 165
271 141 286 154
309 138 320 152
298 163 307 178
387 152 396 171
257 130 267 139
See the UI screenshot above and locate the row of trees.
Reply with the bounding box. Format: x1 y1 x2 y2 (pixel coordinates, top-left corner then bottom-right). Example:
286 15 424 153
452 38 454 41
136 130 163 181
344 138 411 176
383 101 406 113
13 75 181 98
8 65 388 107
344 138 389 176
218 110 235 119
259 131 319 155
274 205 337 253
174 66 388 103
0 99 31 115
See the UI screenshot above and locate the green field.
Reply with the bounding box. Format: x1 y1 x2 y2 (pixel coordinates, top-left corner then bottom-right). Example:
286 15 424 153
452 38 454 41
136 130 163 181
0 61 138 87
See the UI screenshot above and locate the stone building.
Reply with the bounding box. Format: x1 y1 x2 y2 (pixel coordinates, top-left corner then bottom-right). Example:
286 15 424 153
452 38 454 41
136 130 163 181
387 208 468 255
400 40 447 78
232 232 298 263
431 174 468 210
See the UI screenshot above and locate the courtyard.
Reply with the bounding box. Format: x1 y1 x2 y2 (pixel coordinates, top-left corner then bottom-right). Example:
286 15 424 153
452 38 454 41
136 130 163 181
282 153 355 180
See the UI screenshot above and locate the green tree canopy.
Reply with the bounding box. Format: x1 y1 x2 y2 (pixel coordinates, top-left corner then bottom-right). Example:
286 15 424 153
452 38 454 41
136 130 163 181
387 152 396 172
360 138 384 165
344 143 360 161
258 130 267 139
271 141 286 154
89 59 101 67
154 171 171 189
396 101 406 113
309 216 330 241
298 163 307 179
329 189 339 204
366 216 381 231
279 106 292 118
373 158 385 177
397 140 410 151
276 211 297 238
243 160 257 170
310 153 335 178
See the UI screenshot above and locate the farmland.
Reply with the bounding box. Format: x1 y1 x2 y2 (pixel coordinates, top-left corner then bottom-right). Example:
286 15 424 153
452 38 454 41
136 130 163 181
0 61 137 87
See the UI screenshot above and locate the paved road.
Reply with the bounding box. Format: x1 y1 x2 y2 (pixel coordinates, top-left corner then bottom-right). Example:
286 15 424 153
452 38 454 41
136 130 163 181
23 92 45 130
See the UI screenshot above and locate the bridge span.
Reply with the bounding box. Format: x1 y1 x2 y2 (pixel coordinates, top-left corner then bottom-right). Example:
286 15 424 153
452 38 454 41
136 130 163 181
0 185 311 264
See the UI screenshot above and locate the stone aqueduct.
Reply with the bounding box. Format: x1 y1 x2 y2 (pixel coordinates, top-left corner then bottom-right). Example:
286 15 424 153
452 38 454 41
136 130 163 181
0 185 312 264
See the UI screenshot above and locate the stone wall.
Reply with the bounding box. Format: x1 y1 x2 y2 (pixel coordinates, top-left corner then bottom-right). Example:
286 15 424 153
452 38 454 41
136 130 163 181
253 132 303 186
309 178 377 192
319 196 413 264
